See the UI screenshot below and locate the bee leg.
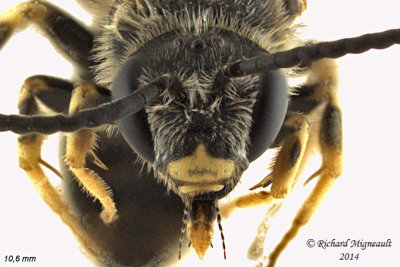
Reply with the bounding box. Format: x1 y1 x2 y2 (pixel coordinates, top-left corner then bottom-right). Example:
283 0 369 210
220 116 310 264
65 81 118 224
17 75 74 174
251 114 310 198
267 59 343 267
17 75 103 259
18 135 102 258
220 114 309 218
0 0 93 77
219 191 276 219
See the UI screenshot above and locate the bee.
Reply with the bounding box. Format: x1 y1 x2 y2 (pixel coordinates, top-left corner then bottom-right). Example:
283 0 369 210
0 1 399 267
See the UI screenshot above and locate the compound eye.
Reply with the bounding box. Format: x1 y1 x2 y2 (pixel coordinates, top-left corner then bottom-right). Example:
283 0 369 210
190 39 207 52
248 69 289 162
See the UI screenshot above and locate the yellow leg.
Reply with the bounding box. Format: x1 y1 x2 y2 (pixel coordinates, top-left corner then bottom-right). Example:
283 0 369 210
219 191 276 219
18 135 102 259
220 115 309 224
267 147 342 266
0 1 48 49
65 81 117 224
66 129 117 224
251 115 310 199
267 96 343 267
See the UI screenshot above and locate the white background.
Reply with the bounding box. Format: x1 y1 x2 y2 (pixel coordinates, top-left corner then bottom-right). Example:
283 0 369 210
0 1 399 267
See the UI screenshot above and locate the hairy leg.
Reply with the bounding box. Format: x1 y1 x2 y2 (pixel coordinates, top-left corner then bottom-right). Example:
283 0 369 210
65 81 117 224
16 75 105 259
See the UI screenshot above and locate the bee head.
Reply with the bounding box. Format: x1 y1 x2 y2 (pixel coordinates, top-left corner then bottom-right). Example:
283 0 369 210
112 30 289 203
